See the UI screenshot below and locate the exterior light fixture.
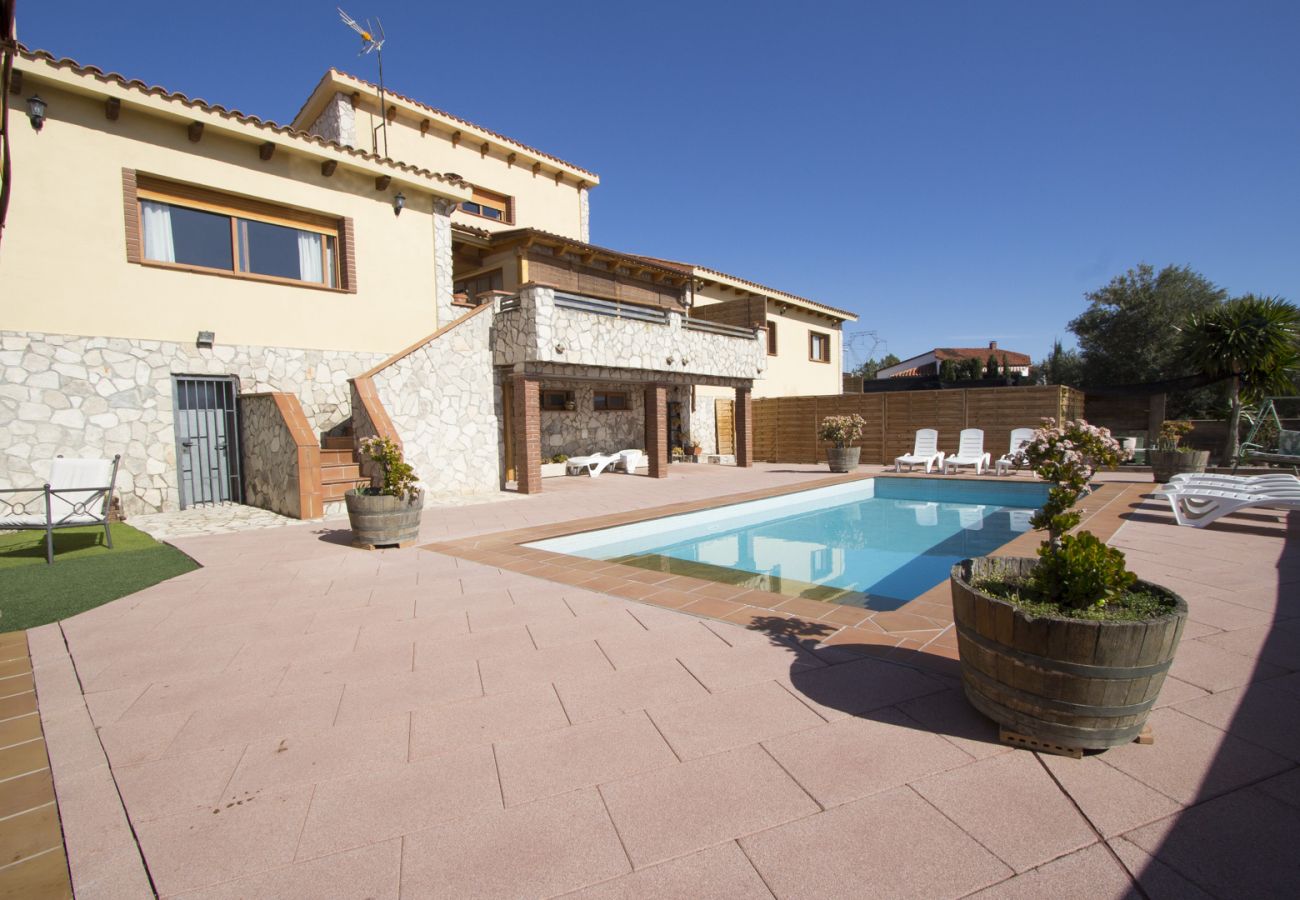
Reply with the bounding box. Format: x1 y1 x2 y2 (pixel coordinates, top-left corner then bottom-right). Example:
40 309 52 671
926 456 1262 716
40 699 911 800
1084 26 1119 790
393 191 406 216
196 331 215 348
554 344 565 354
26 94 47 130
681 357 689 365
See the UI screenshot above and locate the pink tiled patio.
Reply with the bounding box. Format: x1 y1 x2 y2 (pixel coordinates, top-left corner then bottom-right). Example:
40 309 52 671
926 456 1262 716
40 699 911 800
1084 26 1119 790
22 463 1300 897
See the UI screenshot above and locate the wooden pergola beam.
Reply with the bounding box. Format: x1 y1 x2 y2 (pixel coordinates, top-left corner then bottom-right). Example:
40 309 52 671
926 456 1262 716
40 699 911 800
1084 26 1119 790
532 162 542 176
451 130 462 147
105 97 121 121
320 160 338 177
258 141 275 160
479 142 489 158
187 122 204 142
374 174 392 191
420 118 430 135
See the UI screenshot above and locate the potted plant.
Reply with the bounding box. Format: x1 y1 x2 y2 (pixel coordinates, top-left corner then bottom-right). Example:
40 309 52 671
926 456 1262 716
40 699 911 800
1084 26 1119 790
1148 419 1209 483
345 436 423 549
949 419 1187 751
540 454 569 478
819 414 867 473
691 442 703 461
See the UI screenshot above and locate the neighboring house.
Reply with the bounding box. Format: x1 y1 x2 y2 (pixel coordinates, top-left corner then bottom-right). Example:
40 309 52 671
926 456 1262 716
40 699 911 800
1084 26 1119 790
0 46 845 517
875 342 1031 379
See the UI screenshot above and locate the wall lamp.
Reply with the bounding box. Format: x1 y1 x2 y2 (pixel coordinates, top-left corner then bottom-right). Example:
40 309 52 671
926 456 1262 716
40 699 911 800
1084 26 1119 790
393 191 406 216
27 94 47 131
196 331 215 349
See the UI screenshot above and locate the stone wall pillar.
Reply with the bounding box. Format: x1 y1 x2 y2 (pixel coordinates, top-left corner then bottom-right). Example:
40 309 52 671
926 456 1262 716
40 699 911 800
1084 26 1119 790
513 374 542 493
644 383 669 478
432 198 457 328
735 385 753 467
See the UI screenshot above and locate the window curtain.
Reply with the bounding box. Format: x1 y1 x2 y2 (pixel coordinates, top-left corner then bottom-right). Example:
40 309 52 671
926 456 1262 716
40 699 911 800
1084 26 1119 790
141 200 176 263
297 231 323 284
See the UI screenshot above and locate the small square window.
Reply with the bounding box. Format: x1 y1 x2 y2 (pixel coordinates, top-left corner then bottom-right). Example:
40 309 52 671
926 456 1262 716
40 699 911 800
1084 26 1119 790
593 391 630 411
767 320 778 355
809 331 830 363
541 390 576 411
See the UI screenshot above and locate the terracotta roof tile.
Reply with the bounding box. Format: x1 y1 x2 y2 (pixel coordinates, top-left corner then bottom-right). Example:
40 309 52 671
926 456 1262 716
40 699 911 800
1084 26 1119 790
17 46 469 190
933 347 1032 366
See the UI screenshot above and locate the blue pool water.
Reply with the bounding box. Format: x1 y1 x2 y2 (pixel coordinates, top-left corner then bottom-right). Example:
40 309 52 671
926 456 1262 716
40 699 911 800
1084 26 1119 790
528 477 1049 610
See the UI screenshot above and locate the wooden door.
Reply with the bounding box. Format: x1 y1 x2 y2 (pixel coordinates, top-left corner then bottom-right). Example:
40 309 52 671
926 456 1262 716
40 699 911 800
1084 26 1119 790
715 399 736 455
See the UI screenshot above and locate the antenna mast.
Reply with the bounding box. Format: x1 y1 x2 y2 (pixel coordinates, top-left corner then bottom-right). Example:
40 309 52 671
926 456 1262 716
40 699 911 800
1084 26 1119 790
337 8 389 157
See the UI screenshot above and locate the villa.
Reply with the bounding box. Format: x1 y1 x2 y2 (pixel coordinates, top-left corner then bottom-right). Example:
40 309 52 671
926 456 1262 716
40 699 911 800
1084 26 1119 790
0 48 855 518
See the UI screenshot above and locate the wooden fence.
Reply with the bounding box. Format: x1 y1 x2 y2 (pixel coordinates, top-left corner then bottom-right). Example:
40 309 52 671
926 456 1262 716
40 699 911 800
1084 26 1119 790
752 386 1084 465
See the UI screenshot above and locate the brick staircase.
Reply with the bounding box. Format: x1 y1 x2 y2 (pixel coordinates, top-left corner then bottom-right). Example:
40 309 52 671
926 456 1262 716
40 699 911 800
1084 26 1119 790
320 435 370 507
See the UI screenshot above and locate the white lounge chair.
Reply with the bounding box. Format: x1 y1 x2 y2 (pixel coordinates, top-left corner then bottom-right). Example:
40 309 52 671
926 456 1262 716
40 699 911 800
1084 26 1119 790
0 455 121 564
565 453 620 478
894 429 944 473
1163 485 1300 528
1165 473 1300 491
944 429 991 475
993 428 1035 476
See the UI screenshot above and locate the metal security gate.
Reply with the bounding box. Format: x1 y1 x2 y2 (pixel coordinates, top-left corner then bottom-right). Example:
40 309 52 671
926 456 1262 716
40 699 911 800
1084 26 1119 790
172 376 242 508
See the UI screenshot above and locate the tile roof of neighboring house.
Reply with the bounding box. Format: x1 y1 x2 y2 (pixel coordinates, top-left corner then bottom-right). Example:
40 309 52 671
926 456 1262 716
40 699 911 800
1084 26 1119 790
16 46 470 191
632 256 857 321
933 347 1032 366
299 69 599 181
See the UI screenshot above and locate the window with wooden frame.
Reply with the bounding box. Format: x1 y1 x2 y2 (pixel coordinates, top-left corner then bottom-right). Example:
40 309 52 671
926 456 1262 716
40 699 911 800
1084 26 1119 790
540 390 576 411
766 320 778 356
127 174 348 290
809 330 831 363
460 186 514 224
453 269 503 304
593 391 630 411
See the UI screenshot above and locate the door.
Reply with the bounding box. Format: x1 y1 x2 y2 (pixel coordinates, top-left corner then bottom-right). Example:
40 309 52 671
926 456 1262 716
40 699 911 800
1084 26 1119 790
715 399 736 455
173 376 242 508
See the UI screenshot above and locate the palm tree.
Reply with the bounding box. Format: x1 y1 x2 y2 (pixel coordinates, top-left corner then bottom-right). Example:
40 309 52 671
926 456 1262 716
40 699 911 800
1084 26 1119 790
1181 295 1300 462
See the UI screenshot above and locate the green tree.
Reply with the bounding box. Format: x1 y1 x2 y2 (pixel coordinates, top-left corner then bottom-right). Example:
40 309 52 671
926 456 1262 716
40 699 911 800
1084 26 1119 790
1180 295 1300 461
962 357 983 380
986 354 999 378
1034 339 1086 386
1069 264 1226 389
850 353 900 380
939 358 959 382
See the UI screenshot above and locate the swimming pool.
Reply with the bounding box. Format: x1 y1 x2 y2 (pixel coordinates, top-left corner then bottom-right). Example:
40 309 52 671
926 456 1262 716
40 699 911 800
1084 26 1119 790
527 477 1049 610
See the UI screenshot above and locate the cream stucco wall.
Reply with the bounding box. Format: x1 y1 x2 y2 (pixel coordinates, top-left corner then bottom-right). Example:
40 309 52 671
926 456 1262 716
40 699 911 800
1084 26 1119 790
321 92 589 241
1 71 453 354
692 286 843 399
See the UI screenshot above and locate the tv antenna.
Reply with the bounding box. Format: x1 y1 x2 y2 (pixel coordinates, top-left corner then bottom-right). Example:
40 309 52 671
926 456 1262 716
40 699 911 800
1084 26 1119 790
337 7 390 157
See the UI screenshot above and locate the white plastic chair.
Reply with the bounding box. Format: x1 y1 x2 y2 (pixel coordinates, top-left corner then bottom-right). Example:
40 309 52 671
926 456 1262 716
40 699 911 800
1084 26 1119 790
1163 485 1300 528
944 429 991 475
994 428 1035 476
0 456 121 564
615 449 646 473
894 429 944 473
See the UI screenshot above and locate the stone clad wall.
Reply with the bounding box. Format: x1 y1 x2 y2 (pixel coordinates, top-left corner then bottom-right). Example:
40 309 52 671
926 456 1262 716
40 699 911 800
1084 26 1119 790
0 331 385 514
536 382 644 459
238 393 321 519
306 92 357 147
367 308 503 501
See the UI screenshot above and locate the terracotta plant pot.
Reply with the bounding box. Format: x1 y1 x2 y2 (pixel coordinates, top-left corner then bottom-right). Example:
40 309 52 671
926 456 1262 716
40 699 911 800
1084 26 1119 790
345 489 423 550
1148 449 1210 483
826 446 861 473
949 557 1186 750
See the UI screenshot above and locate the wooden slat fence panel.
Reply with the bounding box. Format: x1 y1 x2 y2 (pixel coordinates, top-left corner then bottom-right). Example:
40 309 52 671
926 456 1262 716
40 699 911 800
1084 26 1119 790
715 399 736 455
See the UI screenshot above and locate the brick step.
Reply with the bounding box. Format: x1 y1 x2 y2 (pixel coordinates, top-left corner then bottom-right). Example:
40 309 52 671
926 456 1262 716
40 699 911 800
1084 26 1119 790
322 436 355 450
320 448 355 466
322 478 369 502
321 463 362 482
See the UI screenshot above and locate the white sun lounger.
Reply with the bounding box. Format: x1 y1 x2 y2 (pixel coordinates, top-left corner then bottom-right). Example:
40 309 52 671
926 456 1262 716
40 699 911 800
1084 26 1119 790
565 453 621 478
1163 485 1300 527
894 429 944 473
993 428 1035 476
1166 473 1300 491
0 455 121 564
944 429 991 475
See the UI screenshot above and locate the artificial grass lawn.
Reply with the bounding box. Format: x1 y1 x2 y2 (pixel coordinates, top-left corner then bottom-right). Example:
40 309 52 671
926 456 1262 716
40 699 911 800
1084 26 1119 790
0 523 198 632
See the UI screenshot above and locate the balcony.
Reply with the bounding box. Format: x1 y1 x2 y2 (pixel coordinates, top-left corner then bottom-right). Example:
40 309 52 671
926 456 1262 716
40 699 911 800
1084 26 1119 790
491 285 766 383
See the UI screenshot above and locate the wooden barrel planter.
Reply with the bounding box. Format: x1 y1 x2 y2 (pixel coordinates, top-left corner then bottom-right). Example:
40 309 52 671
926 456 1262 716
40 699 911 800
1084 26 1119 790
826 447 861 473
1149 449 1210 483
950 557 1187 751
345 490 424 550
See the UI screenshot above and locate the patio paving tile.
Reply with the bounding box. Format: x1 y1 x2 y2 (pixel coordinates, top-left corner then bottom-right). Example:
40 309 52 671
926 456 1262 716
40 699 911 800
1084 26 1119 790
113 744 244 822
594 621 731 670
911 751 1096 873
1167 638 1286 693
96 711 192 767
467 598 579 634
598 743 819 868
115 664 287 721
495 711 678 807
399 788 629 899
893 688 1010 759
779 656 947 721
1037 754 1181 838
276 645 415 693
966 843 1132 900
165 685 345 755
1151 674 1210 708
1100 707 1292 805
553 658 709 724
762 707 974 808
172 839 401 900
222 713 410 800
333 661 482 724
647 680 826 759
1174 682 1300 762
296 744 501 860
1255 766 1300 809
525 608 649 650
0 847 72 900
740 785 1012 898
1107 837 1216 900
409 683 568 760
676 642 824 694
1123 787 1300 898
1196 623 1300 670
560 841 772 900
478 641 614 695
134 784 314 896
351 612 470 651
412 626 537 669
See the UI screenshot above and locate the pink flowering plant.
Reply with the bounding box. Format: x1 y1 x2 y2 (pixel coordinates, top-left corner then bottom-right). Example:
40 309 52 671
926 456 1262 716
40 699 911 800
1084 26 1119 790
818 414 867 448
358 435 420 500
1021 418 1136 610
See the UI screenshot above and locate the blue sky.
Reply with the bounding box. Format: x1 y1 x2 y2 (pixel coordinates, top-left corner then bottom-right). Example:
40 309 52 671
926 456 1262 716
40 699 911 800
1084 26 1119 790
18 1 1299 369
